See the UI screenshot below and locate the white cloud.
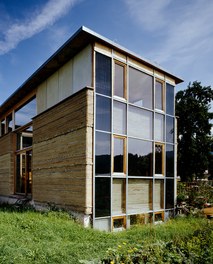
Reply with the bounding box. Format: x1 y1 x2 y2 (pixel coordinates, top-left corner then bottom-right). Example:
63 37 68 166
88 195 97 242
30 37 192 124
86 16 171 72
125 0 213 86
124 0 172 31
0 0 81 55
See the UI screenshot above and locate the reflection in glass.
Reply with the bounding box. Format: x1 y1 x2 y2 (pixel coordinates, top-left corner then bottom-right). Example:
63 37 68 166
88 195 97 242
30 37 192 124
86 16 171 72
155 80 164 110
95 177 110 217
128 179 153 213
166 179 174 208
95 52 111 96
129 213 152 225
95 132 111 175
128 138 153 176
15 97 36 128
114 137 125 173
112 179 126 215
155 144 164 175
129 67 153 109
166 116 174 143
114 63 125 98
154 180 164 210
128 106 153 140
166 144 174 177
166 83 174 115
96 95 111 132
113 101 126 135
155 113 164 142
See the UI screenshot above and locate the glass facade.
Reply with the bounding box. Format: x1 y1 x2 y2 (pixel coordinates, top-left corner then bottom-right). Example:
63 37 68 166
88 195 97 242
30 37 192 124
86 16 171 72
94 51 176 231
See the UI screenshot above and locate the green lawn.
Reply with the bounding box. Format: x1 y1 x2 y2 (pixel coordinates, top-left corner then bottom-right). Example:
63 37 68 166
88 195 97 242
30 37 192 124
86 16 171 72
0 207 212 263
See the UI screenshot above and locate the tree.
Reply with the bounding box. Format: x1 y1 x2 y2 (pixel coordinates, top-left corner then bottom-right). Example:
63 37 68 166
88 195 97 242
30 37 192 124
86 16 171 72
176 81 213 181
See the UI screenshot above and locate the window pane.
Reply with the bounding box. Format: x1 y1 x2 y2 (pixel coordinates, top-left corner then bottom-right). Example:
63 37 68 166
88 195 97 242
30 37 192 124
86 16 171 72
114 137 125 173
155 80 164 110
96 52 111 96
166 83 174 115
128 179 153 213
96 95 111 132
114 63 125 98
128 106 153 140
155 144 164 175
15 98 36 128
166 116 174 143
166 144 174 177
95 132 111 175
95 178 110 217
129 67 153 109
113 101 126 135
112 179 126 215
128 138 153 176
166 179 174 209
154 180 164 210
155 113 164 142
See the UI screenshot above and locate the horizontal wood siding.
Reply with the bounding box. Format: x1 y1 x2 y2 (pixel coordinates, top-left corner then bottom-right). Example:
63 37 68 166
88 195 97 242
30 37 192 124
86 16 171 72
33 88 94 214
0 133 15 195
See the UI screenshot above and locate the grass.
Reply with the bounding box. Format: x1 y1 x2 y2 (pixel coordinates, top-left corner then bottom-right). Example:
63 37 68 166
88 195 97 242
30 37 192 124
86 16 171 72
0 206 212 263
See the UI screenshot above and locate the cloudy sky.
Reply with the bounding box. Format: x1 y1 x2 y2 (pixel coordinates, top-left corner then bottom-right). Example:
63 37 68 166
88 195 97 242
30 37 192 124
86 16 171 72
0 0 213 106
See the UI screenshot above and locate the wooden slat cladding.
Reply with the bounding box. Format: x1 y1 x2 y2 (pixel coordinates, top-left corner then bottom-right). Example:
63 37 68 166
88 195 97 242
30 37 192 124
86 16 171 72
0 133 15 195
32 88 94 214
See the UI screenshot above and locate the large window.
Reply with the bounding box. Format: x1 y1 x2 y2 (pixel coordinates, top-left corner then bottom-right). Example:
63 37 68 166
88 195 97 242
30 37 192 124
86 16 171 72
96 53 111 96
95 132 111 175
94 51 176 229
128 138 153 176
129 67 153 109
128 106 153 140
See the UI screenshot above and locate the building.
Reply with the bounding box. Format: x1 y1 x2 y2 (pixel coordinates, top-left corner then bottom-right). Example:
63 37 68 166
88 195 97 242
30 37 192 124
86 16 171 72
0 26 183 231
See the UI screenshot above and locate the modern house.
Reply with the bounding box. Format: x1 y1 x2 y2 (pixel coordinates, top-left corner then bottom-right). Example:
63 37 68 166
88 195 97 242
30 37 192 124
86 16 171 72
0 26 183 231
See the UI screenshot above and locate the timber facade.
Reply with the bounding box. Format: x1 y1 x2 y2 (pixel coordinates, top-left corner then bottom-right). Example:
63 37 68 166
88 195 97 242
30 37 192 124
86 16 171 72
0 27 183 231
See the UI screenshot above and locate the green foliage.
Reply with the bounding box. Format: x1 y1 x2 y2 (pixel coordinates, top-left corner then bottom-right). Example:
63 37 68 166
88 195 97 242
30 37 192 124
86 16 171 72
175 81 213 181
101 223 213 264
177 181 213 208
0 206 212 263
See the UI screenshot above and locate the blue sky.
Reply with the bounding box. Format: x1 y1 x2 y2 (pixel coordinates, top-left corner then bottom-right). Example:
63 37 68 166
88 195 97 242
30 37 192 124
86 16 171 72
0 0 213 107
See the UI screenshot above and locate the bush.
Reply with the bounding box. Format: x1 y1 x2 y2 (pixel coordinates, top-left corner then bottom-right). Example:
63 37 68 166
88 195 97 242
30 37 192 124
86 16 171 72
101 222 213 264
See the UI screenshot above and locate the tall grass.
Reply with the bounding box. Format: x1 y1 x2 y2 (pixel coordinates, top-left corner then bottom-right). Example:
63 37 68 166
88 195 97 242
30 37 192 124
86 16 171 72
0 207 212 263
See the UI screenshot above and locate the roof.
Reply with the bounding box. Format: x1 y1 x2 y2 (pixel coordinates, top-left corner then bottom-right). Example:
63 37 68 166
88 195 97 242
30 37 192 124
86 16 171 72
0 26 183 115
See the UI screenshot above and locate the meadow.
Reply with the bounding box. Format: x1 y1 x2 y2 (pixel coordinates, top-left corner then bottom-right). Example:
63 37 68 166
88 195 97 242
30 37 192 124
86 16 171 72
0 206 212 263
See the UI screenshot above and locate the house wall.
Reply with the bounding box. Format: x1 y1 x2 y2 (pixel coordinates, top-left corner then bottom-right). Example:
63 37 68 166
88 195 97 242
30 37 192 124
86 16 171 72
32 88 94 214
0 133 15 195
36 45 92 114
